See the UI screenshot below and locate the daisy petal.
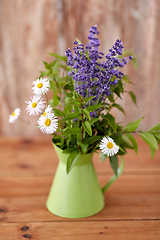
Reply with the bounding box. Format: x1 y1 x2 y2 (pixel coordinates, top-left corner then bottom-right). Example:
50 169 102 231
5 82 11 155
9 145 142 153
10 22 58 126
99 136 119 157
32 77 50 95
9 108 21 123
26 95 45 116
38 112 58 135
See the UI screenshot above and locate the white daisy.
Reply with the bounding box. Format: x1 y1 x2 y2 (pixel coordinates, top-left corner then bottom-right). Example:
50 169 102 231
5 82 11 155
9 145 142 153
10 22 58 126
99 136 119 157
26 95 45 116
32 77 50 95
9 108 21 123
42 105 53 116
38 113 58 135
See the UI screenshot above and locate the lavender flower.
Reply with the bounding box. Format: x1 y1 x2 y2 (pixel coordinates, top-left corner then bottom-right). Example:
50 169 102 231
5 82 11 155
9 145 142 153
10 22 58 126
65 25 132 117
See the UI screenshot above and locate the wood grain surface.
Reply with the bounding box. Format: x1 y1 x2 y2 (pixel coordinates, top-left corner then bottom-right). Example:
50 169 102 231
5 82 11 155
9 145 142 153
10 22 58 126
0 135 160 239
0 0 160 136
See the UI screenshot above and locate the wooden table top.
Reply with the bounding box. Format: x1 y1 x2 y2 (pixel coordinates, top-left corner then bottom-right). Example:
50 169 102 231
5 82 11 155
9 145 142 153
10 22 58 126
0 135 160 239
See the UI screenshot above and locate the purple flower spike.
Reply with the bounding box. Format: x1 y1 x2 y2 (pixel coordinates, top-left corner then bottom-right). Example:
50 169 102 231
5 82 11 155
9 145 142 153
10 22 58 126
65 25 132 118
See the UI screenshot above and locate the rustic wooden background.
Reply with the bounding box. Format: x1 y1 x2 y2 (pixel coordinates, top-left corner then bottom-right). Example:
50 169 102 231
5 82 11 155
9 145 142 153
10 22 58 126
0 0 160 136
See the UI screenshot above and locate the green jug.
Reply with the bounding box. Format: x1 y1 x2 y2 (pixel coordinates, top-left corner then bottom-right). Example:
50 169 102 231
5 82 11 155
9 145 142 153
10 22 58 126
46 144 124 218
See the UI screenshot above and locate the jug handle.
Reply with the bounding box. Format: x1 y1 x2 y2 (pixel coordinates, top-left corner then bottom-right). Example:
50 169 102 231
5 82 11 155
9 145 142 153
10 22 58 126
101 156 124 194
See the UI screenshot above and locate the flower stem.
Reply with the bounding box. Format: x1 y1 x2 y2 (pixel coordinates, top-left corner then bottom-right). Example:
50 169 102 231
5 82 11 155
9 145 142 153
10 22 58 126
18 118 30 125
45 93 49 104
81 111 84 142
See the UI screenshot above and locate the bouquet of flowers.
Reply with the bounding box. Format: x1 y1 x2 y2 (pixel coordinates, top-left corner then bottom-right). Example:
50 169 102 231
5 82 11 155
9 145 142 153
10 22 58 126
9 25 160 176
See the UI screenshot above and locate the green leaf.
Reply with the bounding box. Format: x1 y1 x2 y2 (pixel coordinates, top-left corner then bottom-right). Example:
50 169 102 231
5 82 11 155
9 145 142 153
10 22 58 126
117 80 123 93
83 130 86 139
109 155 118 176
66 100 80 107
114 86 121 98
86 104 102 113
84 96 95 104
129 91 137 106
65 97 79 106
107 113 117 132
53 91 60 106
48 98 54 105
52 108 64 117
100 152 107 162
61 112 80 121
153 132 160 144
150 146 155 159
51 70 60 76
124 116 144 132
82 121 92 136
132 56 138 69
125 133 138 154
50 59 58 67
66 151 81 174
74 92 83 101
59 81 68 88
122 74 132 83
90 118 99 125
63 105 73 115
105 113 117 132
121 135 134 149
74 105 81 113
108 92 114 102
77 141 88 154
63 127 81 135
83 135 102 145
48 53 67 62
63 147 78 154
139 132 158 150
148 123 160 133
112 103 125 114
43 61 50 70
118 145 126 154
76 132 82 143
64 83 74 91
83 109 91 121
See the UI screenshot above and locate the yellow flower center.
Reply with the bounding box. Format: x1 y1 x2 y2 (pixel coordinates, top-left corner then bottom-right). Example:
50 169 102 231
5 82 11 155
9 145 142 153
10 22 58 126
107 142 113 149
37 83 43 88
12 112 15 116
32 102 37 108
43 112 46 116
45 118 51 127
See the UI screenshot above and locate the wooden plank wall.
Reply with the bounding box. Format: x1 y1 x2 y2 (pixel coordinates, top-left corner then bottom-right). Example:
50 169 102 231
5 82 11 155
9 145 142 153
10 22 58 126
0 0 160 136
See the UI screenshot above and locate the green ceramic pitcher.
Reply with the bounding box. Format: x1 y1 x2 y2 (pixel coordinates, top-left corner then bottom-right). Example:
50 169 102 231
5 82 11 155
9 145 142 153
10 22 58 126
46 144 124 218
